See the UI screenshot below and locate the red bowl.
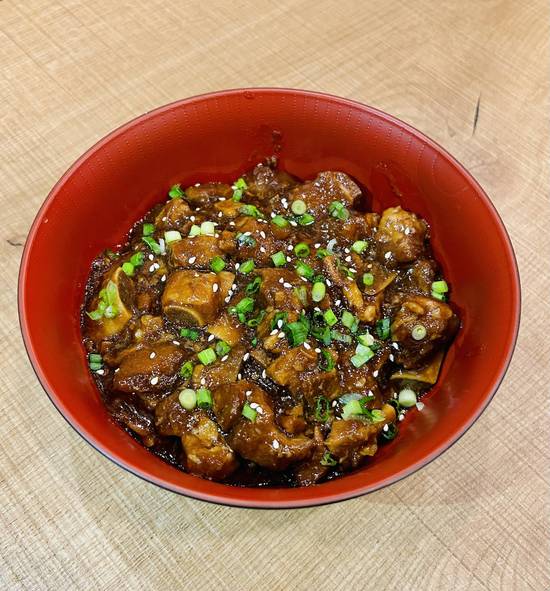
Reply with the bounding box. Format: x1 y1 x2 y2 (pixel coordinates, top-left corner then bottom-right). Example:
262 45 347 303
19 89 520 508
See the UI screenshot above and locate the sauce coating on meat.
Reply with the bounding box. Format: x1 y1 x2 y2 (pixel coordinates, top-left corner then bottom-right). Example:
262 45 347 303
81 159 459 487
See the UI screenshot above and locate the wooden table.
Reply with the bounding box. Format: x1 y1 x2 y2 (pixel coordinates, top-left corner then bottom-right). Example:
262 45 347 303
1 1 548 589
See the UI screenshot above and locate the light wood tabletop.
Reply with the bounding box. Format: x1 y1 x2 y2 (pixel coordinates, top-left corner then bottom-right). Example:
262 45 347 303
1 1 549 590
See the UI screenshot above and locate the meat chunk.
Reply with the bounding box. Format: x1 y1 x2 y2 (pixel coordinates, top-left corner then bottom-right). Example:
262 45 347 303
207 312 244 347
169 236 225 269
267 345 318 388
326 404 395 469
161 270 221 326
192 344 245 390
245 162 298 201
294 427 330 486
391 295 459 368
227 386 314 471
212 380 249 431
155 394 238 480
376 206 427 264
288 171 361 217
232 217 282 265
86 266 135 344
154 199 192 230
278 404 307 435
400 259 437 294
113 343 186 393
109 398 156 447
184 182 232 205
298 369 341 403
257 268 306 312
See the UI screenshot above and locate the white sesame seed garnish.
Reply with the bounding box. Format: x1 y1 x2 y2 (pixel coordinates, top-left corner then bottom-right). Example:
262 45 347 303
260 231 266 239
235 263 240 270
277 331 285 339
398 413 405 421
208 334 215 342
332 400 338 407
384 252 392 260
162 216 168 222
114 368 119 373
272 440 280 449
286 256 292 263
212 283 219 292
389 354 395 362
335 299 341 306
188 256 196 264
256 406 264 415
249 402 259 409
243 352 250 361
289 221 297 226
244 231 251 236
224 296 231 303
148 254 154 261
373 370 379 378
149 352 156 359
278 277 284 284
301 276 308 282
283 282 292 288
303 342 311 350
245 390 252 396
221 355 228 362
229 221 235 226
190 216 196 222
232 283 237 290
161 274 166 282
270 329 278 336
326 279 332 287
200 377 206 385
96 369 105 375
277 320 283 328
218 197 226 201
392 342 399 349
349 268 356 273
287 245 293 251
260 246 266 253
261 369 267 378
314 243 321 248
270 212 276 218
344 247 350 254
218 212 223 217
237 373 242 380
416 401 425 411
172 340 180 346
314 348 321 353
215 233 219 238
404 227 412 235
149 264 156 272
383 424 389 432
345 256 352 262
150 376 159 385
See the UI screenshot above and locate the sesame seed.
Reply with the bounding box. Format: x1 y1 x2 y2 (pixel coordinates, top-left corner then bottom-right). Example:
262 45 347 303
172 340 180 346
219 197 226 201
208 334 215 342
150 376 159 385
392 342 399 349
345 256 352 262
218 212 223 217
249 402 259 409
256 406 264 414
344 248 350 254
303 342 311 350
283 282 292 288
314 348 321 353
200 377 206 385
229 221 235 226
162 216 168 222
349 268 356 273
277 332 285 339
237 373 242 380
149 352 156 359
96 369 105 375
416 401 425 411
260 246 266 253
404 227 412 235
221 355 228 362
212 283 219 292
286 256 292 263
270 212 276 218
332 400 338 407
301 276 308 282
326 279 332 287
384 252 392 260
244 231 251 236
278 277 284 284
261 370 267 378
260 231 266 239
287 245 293 251
289 221 297 226
114 368 119 373
335 299 341 306
314 243 321 248
188 256 196 264
190 216 196 222
245 390 252 396
277 320 283 328
243 352 250 361
149 264 156 272
272 440 280 449
224 296 231 303
148 254 154 261
389 354 394 362
161 274 166 282
235 263 240 270
270 329 278 336
383 424 389 432
232 283 237 290
373 370 379 378
398 414 405 421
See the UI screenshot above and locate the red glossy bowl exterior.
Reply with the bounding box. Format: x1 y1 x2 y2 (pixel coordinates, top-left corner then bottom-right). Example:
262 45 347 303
19 89 520 508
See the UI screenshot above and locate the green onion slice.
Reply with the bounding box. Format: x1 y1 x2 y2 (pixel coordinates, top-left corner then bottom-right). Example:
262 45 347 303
351 240 368 254
291 199 307 215
210 256 226 273
311 282 326 302
271 251 286 267
242 402 257 422
197 348 216 365
362 272 374 286
169 184 185 199
314 396 330 421
293 242 310 258
179 388 196 410
196 388 213 409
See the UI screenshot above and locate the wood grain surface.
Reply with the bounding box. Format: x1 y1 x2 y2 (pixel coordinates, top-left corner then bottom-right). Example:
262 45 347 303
1 1 549 589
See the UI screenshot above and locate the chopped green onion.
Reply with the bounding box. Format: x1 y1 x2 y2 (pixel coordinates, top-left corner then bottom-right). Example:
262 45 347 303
239 204 264 218
179 388 196 410
197 348 216 365
271 215 289 228
215 341 231 357
86 309 103 321
180 328 200 341
297 213 315 226
251 337 258 347
320 349 335 372
320 451 338 466
342 399 363 420
236 232 256 247
431 280 449 294
331 330 352 344
362 272 374 286
179 361 194 379
242 402 257 422
382 423 398 441
368 409 386 422
210 256 226 273
284 320 309 347
431 291 446 301
314 396 330 421
200 221 215 236
142 223 155 236
338 392 364 404
293 286 308 306
196 388 213 409
89 362 102 371
239 259 255 274
103 305 118 319
230 297 255 323
270 311 288 330
88 353 102 364
169 184 185 199
341 310 359 333
291 199 307 215
271 251 286 267
295 261 314 280
316 248 329 259
312 282 326 302
87 280 119 321
411 324 427 341
351 343 374 367
329 200 349 221
232 189 243 202
246 310 266 327
293 242 310 258
232 178 247 201
323 309 338 326
351 240 368 254
398 388 417 408
188 224 201 237
376 317 391 340
142 236 162 255
121 262 135 276
164 230 182 244
245 276 262 295
130 252 144 267
357 332 374 347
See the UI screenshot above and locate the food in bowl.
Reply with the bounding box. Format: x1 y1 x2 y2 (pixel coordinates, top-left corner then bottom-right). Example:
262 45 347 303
82 158 459 487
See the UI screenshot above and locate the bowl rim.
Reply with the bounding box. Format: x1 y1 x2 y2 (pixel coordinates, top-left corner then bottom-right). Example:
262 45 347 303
18 87 521 509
